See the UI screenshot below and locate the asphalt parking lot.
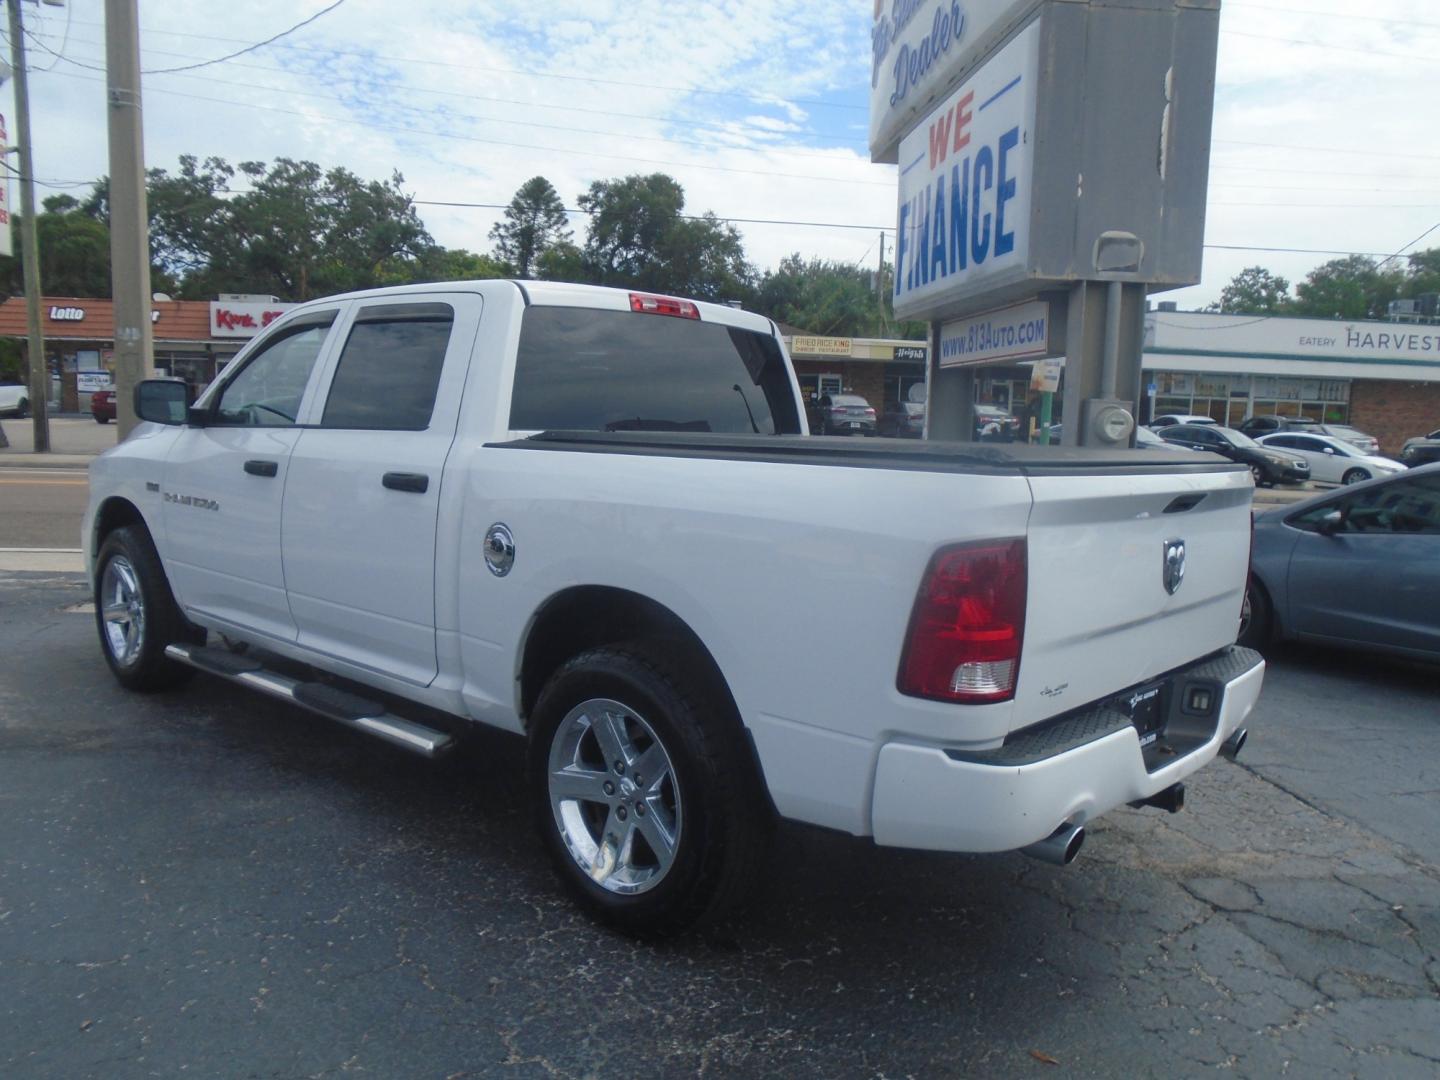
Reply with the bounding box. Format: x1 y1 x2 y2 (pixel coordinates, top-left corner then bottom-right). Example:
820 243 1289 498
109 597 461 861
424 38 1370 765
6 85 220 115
1 570 1437 1079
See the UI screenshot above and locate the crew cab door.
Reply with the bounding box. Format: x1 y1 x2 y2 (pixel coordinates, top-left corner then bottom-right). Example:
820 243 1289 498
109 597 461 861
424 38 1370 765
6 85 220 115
1284 473 1440 654
280 295 481 686
162 309 342 640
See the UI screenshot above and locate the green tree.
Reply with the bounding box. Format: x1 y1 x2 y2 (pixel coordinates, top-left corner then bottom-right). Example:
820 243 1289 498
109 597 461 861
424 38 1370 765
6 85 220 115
753 254 923 338
1291 255 1404 320
1400 247 1440 300
534 240 585 283
489 176 571 278
414 246 509 282
1207 266 1290 315
578 173 755 301
0 194 113 298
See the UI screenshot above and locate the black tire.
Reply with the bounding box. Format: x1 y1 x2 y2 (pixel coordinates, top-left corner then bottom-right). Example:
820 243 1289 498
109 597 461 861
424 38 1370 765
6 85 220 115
94 414 110 424
1237 578 1272 650
94 525 202 692
527 641 771 936
16 398 28 419
1341 468 1369 485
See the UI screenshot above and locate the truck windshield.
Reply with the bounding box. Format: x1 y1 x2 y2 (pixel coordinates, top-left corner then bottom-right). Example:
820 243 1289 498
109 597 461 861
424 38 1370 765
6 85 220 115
510 306 801 435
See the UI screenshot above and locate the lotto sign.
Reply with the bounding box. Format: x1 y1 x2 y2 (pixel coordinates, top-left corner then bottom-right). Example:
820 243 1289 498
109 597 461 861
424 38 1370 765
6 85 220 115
893 21 1038 322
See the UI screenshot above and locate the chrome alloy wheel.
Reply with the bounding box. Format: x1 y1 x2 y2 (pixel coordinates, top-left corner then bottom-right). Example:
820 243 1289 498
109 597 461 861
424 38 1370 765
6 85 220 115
546 698 682 895
100 555 146 667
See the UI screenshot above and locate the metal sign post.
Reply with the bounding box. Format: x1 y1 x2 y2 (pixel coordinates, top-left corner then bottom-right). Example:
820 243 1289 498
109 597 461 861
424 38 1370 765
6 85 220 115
877 0 1221 446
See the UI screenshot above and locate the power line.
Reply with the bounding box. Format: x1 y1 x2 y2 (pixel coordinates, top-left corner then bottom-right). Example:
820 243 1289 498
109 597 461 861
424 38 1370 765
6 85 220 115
35 32 875 148
41 41 881 167
24 2 72 74
1377 221 1440 269
1215 140 1440 162
1224 1 1440 31
143 1 349 75
1220 28 1431 62
45 69 896 189
58 14 867 112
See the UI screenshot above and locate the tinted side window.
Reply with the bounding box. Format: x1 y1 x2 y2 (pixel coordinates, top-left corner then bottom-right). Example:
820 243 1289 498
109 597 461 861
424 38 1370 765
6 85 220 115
322 303 455 431
1266 435 1297 449
509 307 801 435
1291 475 1440 535
215 317 335 426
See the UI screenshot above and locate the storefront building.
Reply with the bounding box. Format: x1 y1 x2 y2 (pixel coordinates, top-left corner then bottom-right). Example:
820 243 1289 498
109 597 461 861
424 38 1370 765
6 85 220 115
781 330 928 411
1143 311 1440 454
0 295 296 412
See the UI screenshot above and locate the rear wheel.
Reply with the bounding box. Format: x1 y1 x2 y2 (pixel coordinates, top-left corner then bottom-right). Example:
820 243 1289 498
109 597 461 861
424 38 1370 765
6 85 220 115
94 526 202 691
528 642 770 936
1341 468 1369 485
1250 464 1267 487
94 414 110 424
1237 579 1272 649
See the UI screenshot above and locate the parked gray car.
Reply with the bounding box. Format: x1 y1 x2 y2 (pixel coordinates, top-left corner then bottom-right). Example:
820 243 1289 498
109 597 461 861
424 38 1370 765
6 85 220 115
1240 463 1440 661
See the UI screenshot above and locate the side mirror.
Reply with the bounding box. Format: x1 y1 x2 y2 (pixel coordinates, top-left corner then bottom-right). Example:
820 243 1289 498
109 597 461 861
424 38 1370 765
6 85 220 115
134 379 194 425
1316 509 1345 536
1323 447 1335 455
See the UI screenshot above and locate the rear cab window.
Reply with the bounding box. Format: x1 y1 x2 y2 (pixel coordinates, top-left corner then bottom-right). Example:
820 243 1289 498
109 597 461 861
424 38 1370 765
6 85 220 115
321 303 455 430
508 307 801 435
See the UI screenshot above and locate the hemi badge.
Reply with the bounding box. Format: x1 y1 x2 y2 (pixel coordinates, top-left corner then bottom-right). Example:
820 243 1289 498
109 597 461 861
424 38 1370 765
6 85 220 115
146 482 160 493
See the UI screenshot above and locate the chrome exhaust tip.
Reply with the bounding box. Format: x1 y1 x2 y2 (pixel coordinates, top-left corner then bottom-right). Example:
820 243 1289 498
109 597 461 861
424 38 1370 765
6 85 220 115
1021 823 1085 866
1221 727 1248 760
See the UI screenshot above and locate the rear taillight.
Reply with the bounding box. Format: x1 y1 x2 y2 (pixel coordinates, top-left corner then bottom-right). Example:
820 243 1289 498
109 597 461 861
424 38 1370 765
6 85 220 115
898 539 1027 704
865 407 876 416
629 293 700 319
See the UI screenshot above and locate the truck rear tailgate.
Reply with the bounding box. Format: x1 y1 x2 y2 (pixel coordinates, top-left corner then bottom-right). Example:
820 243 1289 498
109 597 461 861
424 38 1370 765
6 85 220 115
1014 465 1252 729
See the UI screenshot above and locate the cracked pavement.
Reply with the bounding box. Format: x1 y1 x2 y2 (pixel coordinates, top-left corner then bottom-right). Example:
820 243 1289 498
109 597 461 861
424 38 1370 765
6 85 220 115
1 573 1437 1078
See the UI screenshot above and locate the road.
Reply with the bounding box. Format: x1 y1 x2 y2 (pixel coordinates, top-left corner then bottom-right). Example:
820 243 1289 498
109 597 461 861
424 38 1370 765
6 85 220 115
0 468 89 549
1 570 1437 1079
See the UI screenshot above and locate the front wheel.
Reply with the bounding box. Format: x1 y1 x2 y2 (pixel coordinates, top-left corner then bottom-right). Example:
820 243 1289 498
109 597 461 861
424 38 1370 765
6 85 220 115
1341 468 1369 485
94 414 110 424
16 398 28 419
528 642 770 936
94 526 201 691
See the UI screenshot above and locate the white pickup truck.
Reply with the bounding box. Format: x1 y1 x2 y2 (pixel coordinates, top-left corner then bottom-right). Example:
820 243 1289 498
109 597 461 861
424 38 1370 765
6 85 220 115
84 280 1264 933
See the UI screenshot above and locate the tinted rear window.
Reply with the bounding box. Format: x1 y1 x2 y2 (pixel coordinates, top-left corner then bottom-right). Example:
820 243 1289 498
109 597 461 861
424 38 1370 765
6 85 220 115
509 307 801 435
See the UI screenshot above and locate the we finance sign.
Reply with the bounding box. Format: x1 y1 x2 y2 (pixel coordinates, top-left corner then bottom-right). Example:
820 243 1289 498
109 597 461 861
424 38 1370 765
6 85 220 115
893 21 1037 322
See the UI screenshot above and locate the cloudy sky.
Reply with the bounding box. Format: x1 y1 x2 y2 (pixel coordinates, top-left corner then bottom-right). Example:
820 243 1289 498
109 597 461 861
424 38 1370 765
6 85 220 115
12 0 1438 308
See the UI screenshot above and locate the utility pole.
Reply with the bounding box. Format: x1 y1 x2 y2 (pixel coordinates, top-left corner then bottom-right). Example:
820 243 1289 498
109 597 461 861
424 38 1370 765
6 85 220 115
7 0 50 452
105 0 153 437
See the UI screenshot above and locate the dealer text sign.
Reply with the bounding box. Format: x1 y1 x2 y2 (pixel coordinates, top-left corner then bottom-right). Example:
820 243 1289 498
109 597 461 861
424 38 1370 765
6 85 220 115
870 0 1037 163
893 21 1037 322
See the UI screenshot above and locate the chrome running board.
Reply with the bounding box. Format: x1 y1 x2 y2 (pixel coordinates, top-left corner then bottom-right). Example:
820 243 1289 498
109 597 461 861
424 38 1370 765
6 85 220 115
165 643 454 759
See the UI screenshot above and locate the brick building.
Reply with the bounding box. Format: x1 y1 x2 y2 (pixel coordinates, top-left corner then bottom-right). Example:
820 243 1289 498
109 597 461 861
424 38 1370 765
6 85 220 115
0 295 295 412
1142 311 1440 455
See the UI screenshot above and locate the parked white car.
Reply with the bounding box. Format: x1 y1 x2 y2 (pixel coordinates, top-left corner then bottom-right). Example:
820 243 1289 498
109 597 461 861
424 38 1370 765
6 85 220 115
1256 431 1404 485
0 383 30 418
84 280 1264 933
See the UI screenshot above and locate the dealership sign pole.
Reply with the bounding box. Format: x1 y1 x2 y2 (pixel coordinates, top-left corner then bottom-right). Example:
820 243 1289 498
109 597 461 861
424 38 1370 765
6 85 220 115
873 0 1220 446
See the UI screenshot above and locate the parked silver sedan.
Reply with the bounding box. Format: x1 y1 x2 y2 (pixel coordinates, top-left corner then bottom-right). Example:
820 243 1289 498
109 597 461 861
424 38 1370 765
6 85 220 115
1240 463 1440 661
1255 431 1404 485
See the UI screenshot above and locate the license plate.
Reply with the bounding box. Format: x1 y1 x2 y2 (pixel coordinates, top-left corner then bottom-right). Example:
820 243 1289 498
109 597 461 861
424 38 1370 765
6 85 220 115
1121 681 1167 748
849 422 861 429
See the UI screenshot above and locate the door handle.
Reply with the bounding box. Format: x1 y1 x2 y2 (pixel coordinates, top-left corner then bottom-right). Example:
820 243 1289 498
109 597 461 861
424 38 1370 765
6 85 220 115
244 459 279 477
382 472 429 494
